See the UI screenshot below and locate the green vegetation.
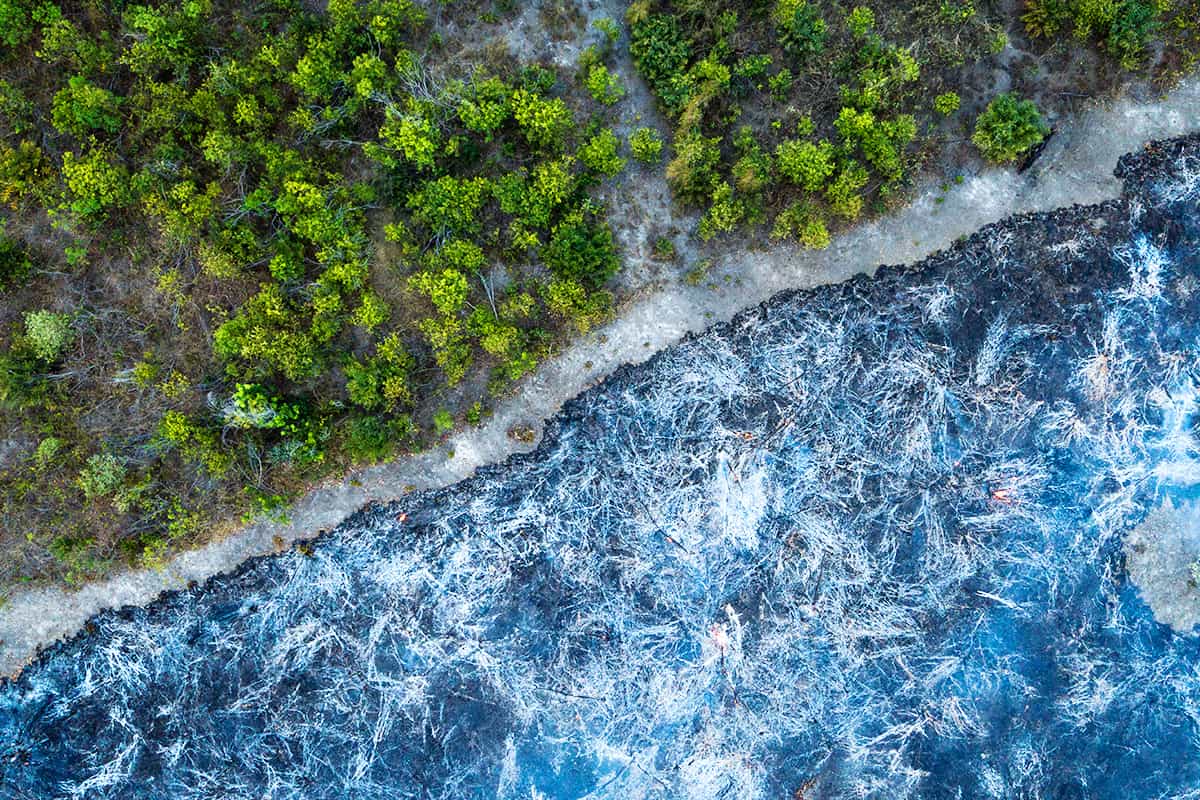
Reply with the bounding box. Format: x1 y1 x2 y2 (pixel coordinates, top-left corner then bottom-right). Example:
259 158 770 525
0 0 1193 589
972 93 1050 163
625 0 1004 246
0 0 630 587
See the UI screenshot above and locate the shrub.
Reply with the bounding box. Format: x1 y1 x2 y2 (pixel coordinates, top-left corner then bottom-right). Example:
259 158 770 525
825 161 870 219
698 182 746 240
0 0 35 48
578 128 625 177
933 91 961 115
457 76 511 140
774 0 827 61
406 175 490 236
33 436 63 468
342 415 395 463
0 233 31 288
77 453 125 499
24 309 73 362
345 339 414 411
847 6 875 37
665 129 722 204
494 158 578 230
0 348 41 409
353 290 389 331
586 64 625 105
776 138 835 190
629 13 691 99
511 88 573 150
50 76 122 138
433 408 455 435
159 410 232 477
0 140 47 207
376 110 441 170
1022 0 1161 69
972 92 1049 163
541 212 620 288
629 127 664 163
772 200 830 248
409 267 469 315
543 276 610 332
418 315 472 385
60 148 132 219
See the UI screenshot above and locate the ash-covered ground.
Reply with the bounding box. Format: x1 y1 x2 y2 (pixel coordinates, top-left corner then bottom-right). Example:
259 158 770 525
4 137 1200 799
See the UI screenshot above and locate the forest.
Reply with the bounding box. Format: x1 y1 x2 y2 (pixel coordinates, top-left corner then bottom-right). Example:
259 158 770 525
0 0 1197 588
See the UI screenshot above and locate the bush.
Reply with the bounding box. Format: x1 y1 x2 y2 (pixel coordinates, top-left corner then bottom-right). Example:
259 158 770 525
0 0 35 48
24 309 73 362
0 233 31 288
847 6 875 37
344 333 413 410
665 129 722 204
457 76 511 140
342 415 395 463
629 13 691 99
774 0 827 61
77 453 125 499
776 138 835 190
972 92 1049 163
1022 0 1161 69
629 127 664 163
825 161 869 219
60 148 132 219
433 408 454 435
541 212 620 288
50 76 122 138
33 436 63 468
511 88 573 150
933 91 961 115
578 128 626 177
406 175 490 236
585 64 625 105
409 267 469 315
772 200 830 248
698 182 746 241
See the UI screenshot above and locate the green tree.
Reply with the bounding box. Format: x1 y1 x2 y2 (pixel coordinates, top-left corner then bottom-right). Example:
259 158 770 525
60 148 132 219
541 211 620 288
50 76 122 138
972 93 1049 163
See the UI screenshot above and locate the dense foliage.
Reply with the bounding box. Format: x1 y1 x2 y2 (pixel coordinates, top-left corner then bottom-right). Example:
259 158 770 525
0 0 630 584
625 0 1007 248
972 92 1050 163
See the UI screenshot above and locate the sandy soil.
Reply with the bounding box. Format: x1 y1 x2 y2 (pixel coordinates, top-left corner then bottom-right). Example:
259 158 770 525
1 70 1198 677
1126 499 1200 633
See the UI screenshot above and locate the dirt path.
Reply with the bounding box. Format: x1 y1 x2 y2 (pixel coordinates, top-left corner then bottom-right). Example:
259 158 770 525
2 75 1198 677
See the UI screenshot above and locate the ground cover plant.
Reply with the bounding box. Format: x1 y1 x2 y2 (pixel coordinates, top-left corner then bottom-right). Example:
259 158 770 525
0 0 1196 589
